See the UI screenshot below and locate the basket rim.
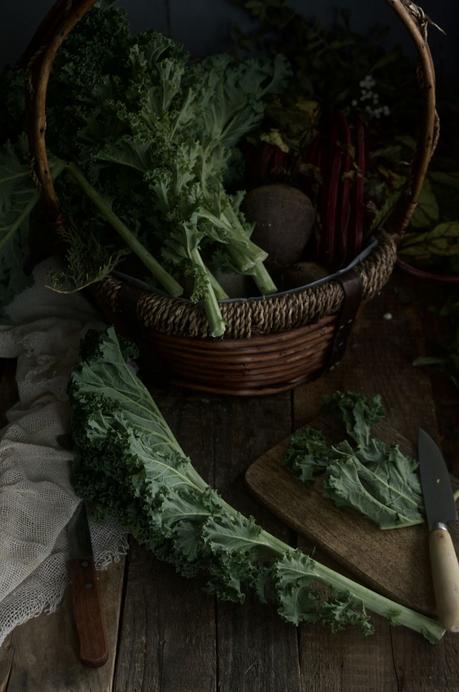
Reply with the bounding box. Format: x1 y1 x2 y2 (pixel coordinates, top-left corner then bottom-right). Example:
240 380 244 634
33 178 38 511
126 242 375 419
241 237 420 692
112 237 379 306
93 231 397 339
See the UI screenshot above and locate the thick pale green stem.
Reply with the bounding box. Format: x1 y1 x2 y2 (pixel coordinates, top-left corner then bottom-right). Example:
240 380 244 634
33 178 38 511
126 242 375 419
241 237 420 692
212 492 445 644
190 247 226 337
309 556 444 643
263 526 444 642
227 241 271 274
228 246 278 294
250 261 278 295
222 206 268 268
66 163 183 298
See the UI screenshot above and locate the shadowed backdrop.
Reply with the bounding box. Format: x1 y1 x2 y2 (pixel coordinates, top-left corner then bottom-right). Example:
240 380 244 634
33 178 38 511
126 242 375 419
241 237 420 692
0 0 457 79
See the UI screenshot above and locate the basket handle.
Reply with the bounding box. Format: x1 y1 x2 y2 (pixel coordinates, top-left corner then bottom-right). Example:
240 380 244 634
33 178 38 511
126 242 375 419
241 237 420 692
24 0 96 219
24 0 438 238
385 0 439 238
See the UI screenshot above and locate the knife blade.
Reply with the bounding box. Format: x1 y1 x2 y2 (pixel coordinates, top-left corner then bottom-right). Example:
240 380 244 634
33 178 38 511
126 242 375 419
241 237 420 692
418 428 459 632
67 502 108 666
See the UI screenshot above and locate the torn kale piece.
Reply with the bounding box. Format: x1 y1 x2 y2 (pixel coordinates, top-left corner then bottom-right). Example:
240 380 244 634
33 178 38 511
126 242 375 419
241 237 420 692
284 391 425 529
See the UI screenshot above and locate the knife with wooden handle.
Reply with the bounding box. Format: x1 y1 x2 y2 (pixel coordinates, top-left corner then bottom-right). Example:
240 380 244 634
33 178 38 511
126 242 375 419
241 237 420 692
67 503 108 666
418 428 459 632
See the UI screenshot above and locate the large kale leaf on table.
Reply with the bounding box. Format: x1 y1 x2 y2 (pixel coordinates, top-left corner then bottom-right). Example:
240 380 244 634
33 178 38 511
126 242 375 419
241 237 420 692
67 326 444 644
0 2 289 334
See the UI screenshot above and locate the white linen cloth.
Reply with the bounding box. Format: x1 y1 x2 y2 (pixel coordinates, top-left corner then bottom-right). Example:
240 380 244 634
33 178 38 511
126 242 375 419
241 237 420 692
0 259 128 647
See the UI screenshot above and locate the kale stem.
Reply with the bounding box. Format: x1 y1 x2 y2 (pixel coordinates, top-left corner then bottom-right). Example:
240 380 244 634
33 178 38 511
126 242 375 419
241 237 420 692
227 245 257 272
227 242 268 272
310 558 444 643
225 245 278 294
255 524 444 643
223 207 268 266
190 247 226 337
212 491 444 643
250 261 278 295
66 163 183 298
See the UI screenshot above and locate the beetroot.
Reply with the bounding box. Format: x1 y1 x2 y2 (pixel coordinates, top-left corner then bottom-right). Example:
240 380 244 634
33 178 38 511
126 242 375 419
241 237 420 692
242 184 315 269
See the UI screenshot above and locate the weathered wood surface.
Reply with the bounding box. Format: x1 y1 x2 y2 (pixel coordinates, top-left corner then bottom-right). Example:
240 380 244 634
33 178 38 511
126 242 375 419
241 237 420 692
293 278 459 692
0 562 125 692
246 422 459 616
0 273 458 691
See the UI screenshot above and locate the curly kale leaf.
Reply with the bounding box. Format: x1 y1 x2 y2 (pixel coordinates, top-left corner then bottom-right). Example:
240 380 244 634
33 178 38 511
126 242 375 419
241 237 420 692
325 391 385 447
68 329 444 643
46 0 132 159
283 427 333 483
190 53 291 150
324 444 423 529
274 553 373 635
86 32 287 331
284 391 424 529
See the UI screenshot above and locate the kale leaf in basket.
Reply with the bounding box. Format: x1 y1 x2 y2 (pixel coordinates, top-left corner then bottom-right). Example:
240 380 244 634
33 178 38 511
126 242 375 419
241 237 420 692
0 1 289 334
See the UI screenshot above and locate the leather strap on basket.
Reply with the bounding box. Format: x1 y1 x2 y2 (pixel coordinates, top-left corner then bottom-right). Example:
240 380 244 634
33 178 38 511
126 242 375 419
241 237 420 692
326 269 364 371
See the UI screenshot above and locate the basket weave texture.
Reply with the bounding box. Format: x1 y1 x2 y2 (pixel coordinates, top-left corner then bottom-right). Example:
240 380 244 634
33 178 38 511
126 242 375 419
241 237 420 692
97 233 397 339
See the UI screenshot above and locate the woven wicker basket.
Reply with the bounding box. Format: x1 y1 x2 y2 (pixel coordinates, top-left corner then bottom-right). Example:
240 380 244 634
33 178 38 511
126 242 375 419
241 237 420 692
24 0 438 396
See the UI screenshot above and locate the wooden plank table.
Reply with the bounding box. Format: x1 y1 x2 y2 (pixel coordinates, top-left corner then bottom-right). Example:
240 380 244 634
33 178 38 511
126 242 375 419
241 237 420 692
0 271 458 692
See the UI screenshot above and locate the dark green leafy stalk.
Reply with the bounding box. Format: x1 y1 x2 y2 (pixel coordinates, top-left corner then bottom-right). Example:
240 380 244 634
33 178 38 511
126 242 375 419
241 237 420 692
69 329 444 643
66 163 183 298
284 392 426 529
91 33 288 330
398 168 459 275
1 6 288 334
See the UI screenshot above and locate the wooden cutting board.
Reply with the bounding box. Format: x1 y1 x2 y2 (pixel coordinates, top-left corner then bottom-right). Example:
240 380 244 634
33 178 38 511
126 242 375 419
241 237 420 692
245 417 459 616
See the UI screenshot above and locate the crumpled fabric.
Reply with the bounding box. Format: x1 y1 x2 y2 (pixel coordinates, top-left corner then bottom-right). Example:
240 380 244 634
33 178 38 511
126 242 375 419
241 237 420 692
0 259 128 647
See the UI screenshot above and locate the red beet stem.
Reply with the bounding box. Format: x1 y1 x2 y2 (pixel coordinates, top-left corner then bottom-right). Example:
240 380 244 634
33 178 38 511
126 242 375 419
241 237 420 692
321 115 342 268
337 113 353 267
353 118 366 256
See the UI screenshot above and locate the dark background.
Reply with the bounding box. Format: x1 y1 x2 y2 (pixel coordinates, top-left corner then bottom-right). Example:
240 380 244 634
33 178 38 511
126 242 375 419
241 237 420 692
0 0 457 76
